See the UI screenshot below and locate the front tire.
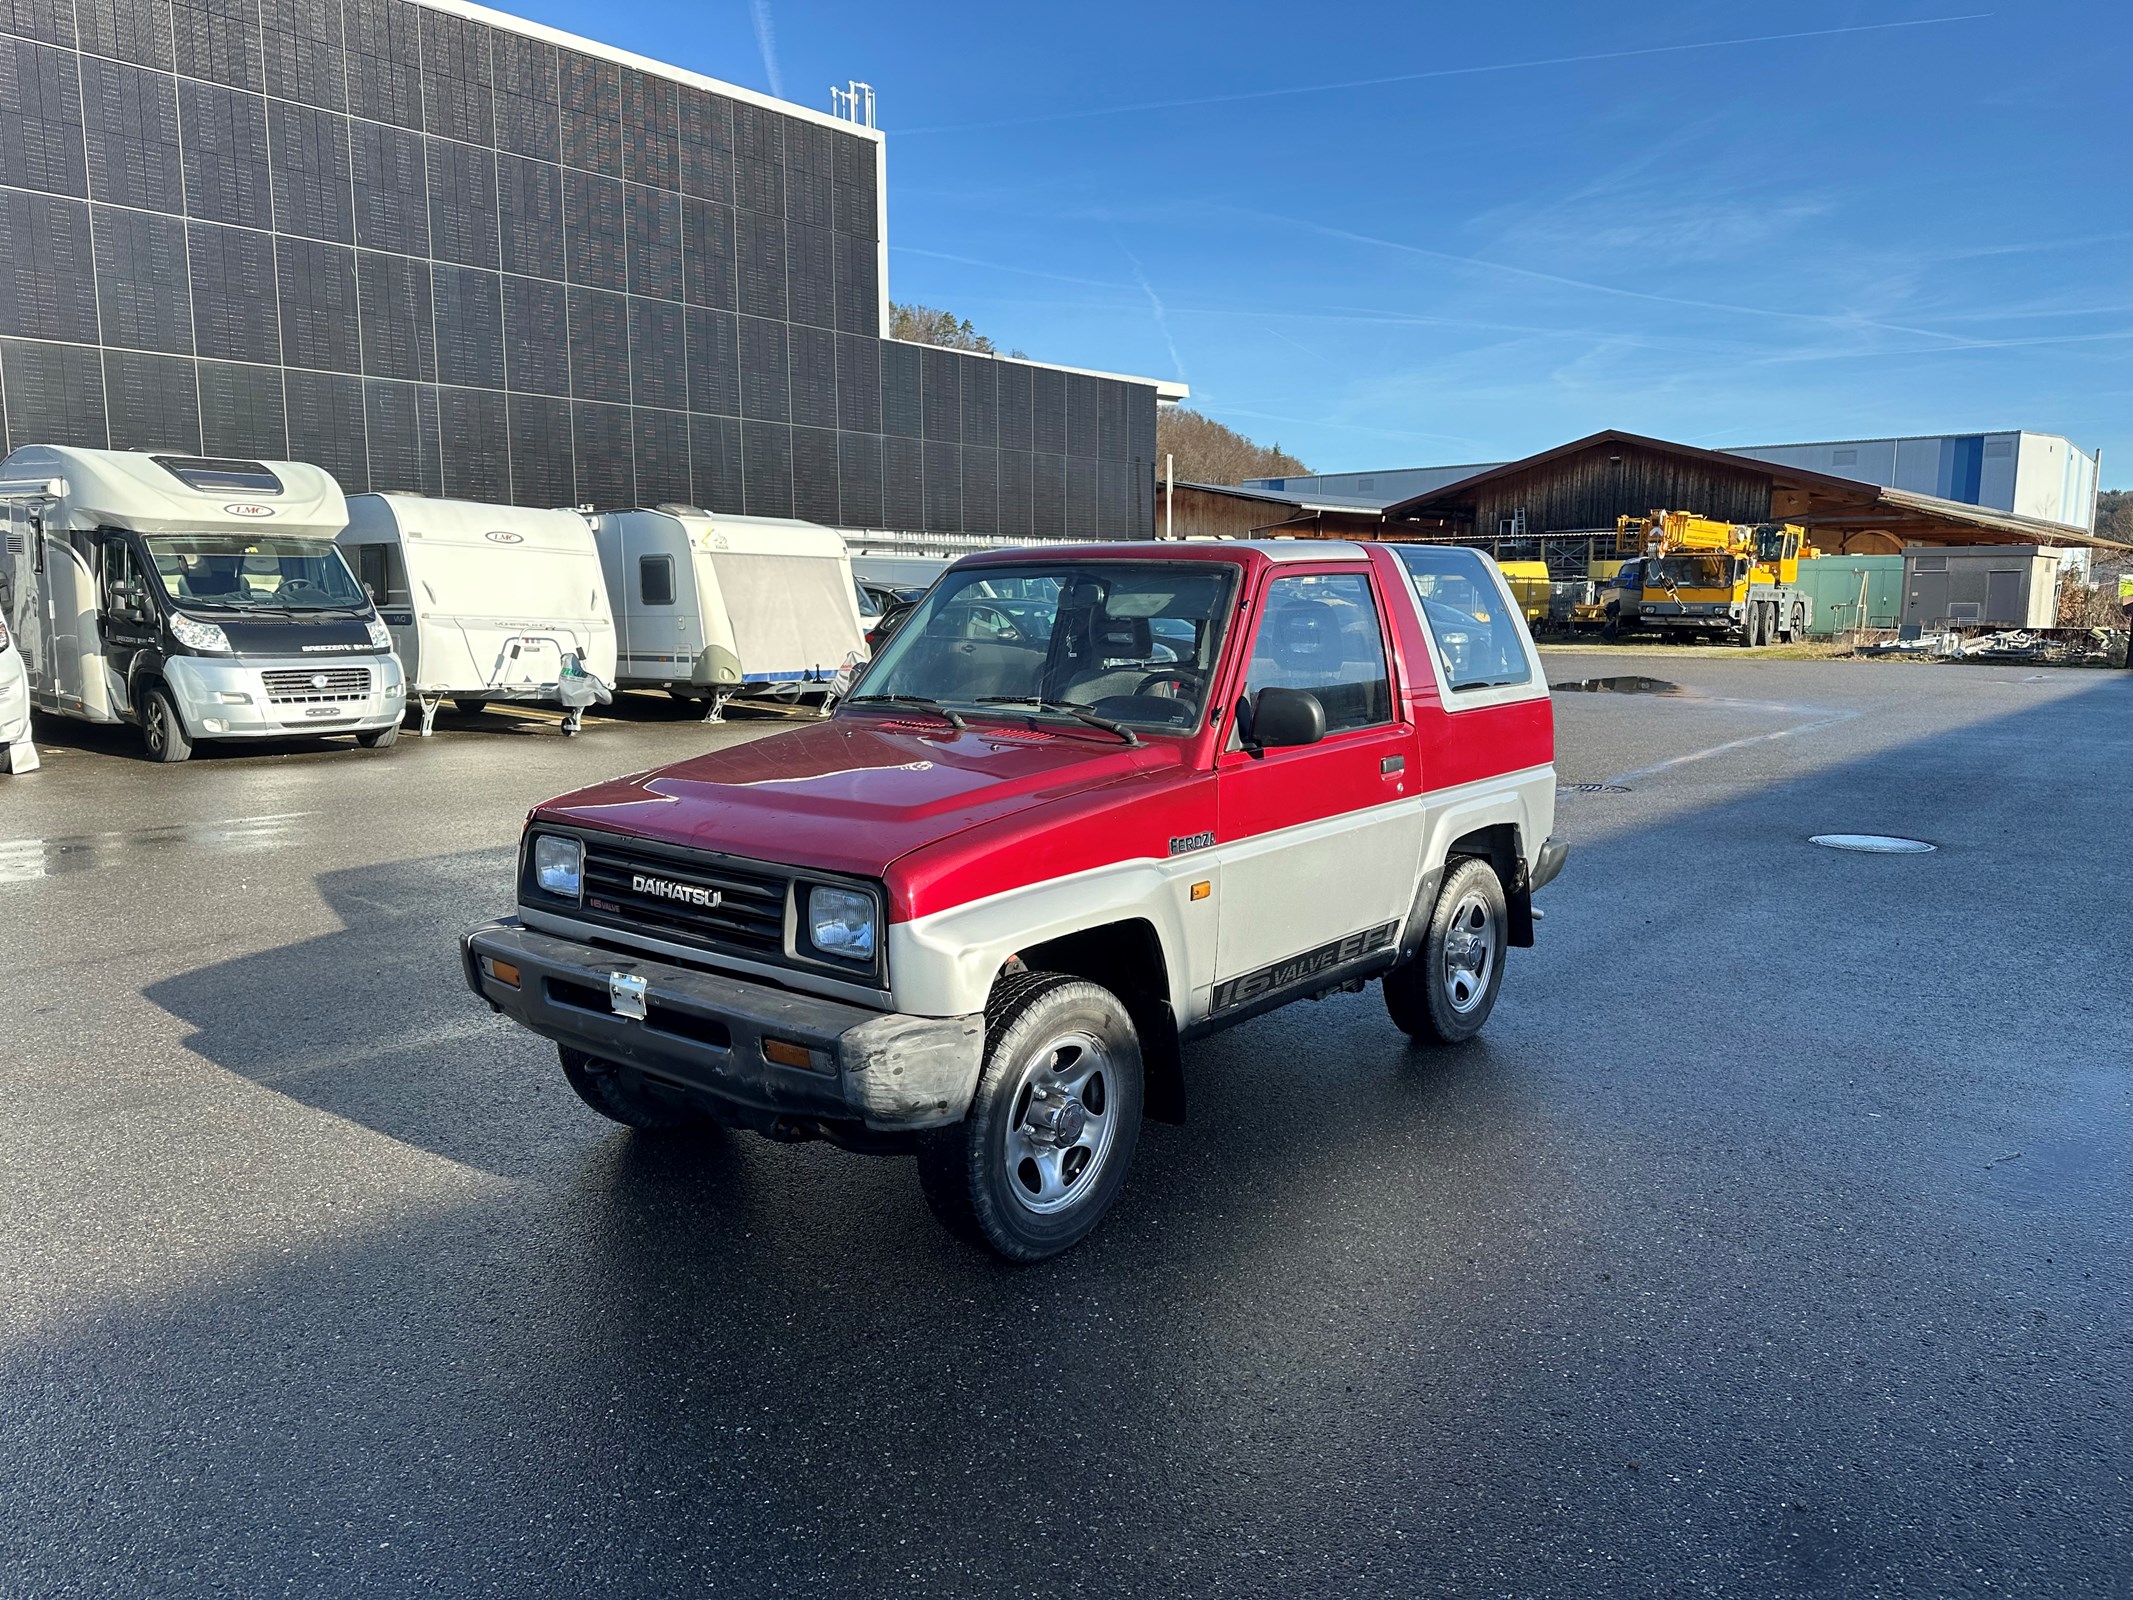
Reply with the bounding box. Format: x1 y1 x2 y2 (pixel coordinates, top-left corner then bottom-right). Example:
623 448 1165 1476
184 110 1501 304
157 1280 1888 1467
916 973 1144 1262
558 1045 710 1131
355 722 399 749
141 686 193 763
1384 857 1508 1044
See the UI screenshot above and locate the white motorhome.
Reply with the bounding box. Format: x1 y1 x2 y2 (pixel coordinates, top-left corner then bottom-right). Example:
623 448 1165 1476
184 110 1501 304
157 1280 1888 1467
0 448 403 762
338 495 617 736
588 508 867 718
0 603 33 773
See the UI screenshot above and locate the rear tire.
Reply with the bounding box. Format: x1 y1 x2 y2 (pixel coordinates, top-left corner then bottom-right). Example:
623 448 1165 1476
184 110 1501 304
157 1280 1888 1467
1790 602 1807 641
356 722 399 748
558 1045 711 1131
141 686 193 763
916 973 1144 1262
453 697 489 716
1384 857 1508 1045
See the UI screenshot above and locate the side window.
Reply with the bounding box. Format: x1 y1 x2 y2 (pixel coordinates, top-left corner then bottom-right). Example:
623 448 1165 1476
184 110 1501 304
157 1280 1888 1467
1242 571 1392 733
355 544 411 608
1393 546 1533 694
640 555 676 606
100 538 142 612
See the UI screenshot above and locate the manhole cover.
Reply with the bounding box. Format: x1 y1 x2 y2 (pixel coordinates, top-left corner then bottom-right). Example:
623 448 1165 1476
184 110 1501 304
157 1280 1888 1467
1560 782 1630 794
1809 834 1935 854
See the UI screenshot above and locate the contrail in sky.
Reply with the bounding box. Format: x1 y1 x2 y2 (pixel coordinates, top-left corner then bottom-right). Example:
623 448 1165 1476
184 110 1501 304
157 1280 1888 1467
749 0 784 99
897 14 1990 135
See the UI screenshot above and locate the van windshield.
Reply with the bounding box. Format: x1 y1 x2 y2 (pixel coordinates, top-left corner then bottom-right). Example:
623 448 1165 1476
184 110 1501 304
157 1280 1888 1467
143 534 369 612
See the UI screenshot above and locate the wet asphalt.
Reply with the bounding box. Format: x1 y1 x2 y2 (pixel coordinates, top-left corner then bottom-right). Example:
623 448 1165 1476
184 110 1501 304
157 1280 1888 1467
1 658 2128 1599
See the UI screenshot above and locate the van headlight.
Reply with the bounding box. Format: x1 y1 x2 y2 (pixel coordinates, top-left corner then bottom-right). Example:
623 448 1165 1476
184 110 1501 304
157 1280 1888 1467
169 613 231 653
807 886 876 962
532 835 583 899
366 617 392 650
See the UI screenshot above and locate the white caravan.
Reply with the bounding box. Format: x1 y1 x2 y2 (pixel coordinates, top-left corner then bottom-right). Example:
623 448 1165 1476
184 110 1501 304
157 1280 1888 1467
0 448 403 762
588 509 867 718
0 603 32 773
339 495 617 736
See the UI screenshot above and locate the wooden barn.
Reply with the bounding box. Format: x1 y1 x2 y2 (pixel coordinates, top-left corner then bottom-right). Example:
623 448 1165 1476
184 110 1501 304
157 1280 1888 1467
1382 430 2124 572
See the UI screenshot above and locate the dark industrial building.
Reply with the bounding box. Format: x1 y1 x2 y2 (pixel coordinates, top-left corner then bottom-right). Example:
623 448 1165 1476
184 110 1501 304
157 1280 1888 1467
0 0 1164 534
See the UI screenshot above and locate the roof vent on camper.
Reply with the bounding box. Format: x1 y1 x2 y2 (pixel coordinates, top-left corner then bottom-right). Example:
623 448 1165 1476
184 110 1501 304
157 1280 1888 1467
151 456 283 496
655 502 709 517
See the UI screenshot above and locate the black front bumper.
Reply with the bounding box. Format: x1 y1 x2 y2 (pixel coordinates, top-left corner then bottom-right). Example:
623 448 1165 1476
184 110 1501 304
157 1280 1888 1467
462 919 984 1131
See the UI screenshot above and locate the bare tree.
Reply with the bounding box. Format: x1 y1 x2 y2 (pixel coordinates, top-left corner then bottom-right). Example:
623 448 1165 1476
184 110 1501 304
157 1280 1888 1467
889 303 1027 360
1156 407 1309 485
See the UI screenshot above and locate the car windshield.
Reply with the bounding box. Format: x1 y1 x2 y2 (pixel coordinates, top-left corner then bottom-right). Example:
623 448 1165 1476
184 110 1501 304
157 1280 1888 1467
849 562 1239 733
144 533 369 612
1646 554 1734 590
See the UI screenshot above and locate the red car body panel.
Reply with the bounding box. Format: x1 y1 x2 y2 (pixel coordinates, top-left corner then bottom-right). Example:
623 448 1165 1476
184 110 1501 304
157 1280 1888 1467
531 541 1554 923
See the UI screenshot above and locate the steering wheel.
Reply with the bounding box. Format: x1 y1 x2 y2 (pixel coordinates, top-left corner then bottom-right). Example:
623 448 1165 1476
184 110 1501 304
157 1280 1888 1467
1137 666 1206 698
281 579 324 600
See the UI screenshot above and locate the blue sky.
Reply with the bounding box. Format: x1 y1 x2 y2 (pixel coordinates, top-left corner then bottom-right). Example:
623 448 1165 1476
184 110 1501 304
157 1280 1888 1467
519 0 2133 485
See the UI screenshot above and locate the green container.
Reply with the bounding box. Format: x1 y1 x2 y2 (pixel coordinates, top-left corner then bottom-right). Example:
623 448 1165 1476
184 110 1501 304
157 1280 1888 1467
1795 556 1904 636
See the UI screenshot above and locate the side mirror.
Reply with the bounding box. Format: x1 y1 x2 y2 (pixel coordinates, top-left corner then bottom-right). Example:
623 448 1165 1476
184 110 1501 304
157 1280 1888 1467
1250 685 1326 749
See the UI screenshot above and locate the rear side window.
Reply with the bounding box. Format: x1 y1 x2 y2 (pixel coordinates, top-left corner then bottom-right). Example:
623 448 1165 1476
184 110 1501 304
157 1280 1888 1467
1242 571 1391 732
1393 546 1532 693
639 555 675 606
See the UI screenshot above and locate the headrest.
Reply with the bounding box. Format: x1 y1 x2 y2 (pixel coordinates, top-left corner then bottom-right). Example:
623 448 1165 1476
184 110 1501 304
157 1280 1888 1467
1091 614 1151 657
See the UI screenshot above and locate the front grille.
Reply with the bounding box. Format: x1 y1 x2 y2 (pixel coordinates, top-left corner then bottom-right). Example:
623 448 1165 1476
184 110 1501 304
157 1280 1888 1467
577 838 789 956
262 667 372 703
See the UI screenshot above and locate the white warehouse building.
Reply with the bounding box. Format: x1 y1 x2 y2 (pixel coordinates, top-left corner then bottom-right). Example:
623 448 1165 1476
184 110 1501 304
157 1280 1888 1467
1243 430 2102 531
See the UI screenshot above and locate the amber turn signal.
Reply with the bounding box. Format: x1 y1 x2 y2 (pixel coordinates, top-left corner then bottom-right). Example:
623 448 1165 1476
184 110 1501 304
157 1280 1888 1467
762 1038 814 1070
1190 881 1212 901
481 956 521 988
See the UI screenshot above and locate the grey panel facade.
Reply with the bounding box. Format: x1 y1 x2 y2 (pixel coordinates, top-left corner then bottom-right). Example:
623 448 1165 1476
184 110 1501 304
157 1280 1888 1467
0 0 1157 530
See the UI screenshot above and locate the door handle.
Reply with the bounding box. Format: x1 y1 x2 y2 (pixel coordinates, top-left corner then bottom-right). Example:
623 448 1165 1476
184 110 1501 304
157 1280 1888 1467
1381 755 1405 777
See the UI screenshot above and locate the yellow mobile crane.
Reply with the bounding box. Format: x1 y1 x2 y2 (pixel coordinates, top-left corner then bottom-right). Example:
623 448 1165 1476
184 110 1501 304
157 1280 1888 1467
1618 511 1818 646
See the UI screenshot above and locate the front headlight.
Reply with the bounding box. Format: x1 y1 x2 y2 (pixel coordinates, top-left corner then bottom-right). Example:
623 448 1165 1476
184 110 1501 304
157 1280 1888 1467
807 885 876 962
532 834 583 900
365 617 392 650
169 613 231 653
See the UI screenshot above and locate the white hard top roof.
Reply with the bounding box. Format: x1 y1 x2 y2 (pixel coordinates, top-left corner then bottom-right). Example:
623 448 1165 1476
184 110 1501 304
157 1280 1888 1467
349 493 599 554
608 507 851 559
0 446 347 536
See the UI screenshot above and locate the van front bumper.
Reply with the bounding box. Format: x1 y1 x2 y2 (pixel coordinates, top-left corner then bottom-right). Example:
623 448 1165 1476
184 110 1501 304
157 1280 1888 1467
462 918 985 1132
166 653 405 738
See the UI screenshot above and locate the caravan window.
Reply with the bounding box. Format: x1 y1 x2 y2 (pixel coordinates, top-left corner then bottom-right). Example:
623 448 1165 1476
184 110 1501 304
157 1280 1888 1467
353 543 412 607
640 555 676 606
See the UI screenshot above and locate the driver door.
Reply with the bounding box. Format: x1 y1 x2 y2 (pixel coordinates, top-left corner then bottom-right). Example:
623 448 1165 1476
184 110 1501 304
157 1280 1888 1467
1211 565 1421 1011
97 534 156 717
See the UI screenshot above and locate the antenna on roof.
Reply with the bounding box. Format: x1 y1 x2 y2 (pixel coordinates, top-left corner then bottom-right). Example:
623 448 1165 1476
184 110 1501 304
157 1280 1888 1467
831 81 876 128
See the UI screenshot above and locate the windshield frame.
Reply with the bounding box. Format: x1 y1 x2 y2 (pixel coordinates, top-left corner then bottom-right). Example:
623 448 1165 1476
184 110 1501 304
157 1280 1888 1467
140 530 373 615
841 558 1242 738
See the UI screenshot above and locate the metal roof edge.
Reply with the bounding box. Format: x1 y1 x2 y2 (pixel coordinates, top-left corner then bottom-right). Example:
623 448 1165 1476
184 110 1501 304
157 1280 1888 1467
882 338 1185 400
412 0 884 142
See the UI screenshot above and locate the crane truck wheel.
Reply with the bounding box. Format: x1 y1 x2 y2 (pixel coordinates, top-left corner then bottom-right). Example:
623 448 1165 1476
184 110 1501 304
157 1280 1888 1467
1790 603 1806 641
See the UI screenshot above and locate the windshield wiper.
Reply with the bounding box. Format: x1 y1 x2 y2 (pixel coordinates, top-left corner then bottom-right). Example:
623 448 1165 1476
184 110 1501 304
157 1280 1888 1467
973 696 1142 747
845 693 967 731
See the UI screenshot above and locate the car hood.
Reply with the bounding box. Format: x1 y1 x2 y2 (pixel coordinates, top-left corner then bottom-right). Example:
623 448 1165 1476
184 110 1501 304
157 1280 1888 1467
536 713 1183 878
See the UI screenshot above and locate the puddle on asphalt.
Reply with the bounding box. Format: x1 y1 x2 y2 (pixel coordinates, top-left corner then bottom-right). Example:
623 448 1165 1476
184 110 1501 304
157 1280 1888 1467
1550 676 1689 696
0 812 311 883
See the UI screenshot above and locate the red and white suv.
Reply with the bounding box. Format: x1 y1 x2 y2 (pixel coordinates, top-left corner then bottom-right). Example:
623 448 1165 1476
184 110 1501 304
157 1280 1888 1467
464 539 1563 1259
